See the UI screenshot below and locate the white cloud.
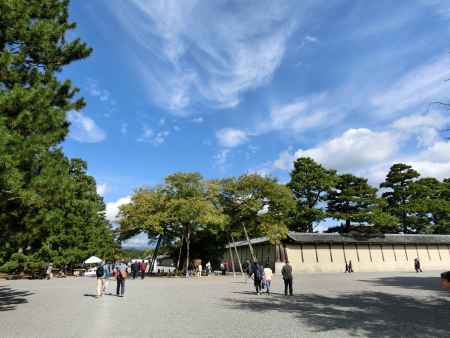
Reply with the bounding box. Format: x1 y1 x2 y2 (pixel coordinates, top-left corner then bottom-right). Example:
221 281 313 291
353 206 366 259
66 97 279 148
109 1 302 111
391 111 450 146
214 149 230 169
269 112 450 186
86 78 112 102
304 35 318 43
273 150 296 171
105 196 131 223
121 232 151 249
137 127 170 145
258 94 334 134
419 141 450 163
371 55 450 116
293 128 399 172
216 128 249 148
96 183 109 196
192 117 204 124
67 111 106 143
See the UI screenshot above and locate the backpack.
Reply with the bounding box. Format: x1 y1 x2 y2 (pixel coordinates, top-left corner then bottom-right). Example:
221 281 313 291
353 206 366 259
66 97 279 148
96 265 104 278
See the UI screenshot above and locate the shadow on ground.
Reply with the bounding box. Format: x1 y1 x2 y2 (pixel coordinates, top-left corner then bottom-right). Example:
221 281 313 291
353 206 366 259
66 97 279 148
359 276 444 292
0 285 33 311
223 291 450 338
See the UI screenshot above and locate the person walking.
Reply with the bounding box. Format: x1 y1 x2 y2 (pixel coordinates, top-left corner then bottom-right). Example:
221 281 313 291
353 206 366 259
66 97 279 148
114 260 128 297
251 260 263 295
102 260 113 295
46 263 53 280
131 261 137 279
263 265 273 295
414 258 423 272
95 262 105 298
140 261 146 279
281 260 293 296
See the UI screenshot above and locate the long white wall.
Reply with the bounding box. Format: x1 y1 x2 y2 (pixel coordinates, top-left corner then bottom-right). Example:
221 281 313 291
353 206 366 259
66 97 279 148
286 243 450 273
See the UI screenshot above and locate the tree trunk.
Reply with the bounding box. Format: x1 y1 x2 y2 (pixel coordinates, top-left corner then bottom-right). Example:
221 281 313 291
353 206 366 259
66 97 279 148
230 234 245 278
345 218 351 232
242 224 256 262
176 233 184 271
228 238 236 278
185 226 191 278
149 235 163 275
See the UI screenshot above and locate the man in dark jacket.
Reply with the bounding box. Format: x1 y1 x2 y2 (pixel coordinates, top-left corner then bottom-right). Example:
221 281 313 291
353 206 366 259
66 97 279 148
281 260 293 296
251 260 263 295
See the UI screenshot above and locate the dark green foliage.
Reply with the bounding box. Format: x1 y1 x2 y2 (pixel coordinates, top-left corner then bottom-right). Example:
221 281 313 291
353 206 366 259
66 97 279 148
327 174 378 232
287 157 336 232
380 163 420 233
219 174 296 244
0 0 115 271
407 177 450 234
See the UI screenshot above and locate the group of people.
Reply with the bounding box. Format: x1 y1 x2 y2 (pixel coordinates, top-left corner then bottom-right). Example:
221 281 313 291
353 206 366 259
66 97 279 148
247 260 293 296
95 260 129 298
130 261 147 279
344 260 354 273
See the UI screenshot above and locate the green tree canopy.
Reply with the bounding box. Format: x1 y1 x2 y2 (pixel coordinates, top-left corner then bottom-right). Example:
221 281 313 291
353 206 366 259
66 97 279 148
219 174 296 246
407 177 450 234
380 163 420 233
327 174 378 232
287 157 336 232
0 0 114 270
119 173 226 276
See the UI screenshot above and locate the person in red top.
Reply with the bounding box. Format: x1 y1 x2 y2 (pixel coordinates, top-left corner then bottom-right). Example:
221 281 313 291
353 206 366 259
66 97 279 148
140 261 146 279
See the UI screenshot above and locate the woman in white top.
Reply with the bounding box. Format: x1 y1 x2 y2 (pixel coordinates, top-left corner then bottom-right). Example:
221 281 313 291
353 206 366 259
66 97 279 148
263 265 273 295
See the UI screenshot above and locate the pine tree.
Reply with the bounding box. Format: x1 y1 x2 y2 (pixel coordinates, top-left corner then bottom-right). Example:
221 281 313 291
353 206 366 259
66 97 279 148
0 0 114 270
380 163 420 233
287 157 336 232
327 174 378 232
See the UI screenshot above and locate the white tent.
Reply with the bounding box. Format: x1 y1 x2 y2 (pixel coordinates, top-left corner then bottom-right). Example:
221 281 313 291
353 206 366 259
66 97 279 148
84 256 102 264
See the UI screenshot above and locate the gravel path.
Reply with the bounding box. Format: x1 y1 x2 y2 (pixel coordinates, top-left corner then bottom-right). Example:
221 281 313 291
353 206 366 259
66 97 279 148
1 272 449 338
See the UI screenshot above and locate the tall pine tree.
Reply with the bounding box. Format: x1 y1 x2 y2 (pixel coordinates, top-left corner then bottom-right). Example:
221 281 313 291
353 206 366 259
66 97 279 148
0 0 114 270
380 163 420 233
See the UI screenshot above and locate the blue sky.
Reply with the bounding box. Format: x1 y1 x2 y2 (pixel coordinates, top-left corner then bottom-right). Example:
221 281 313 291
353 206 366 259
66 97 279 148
63 1 450 246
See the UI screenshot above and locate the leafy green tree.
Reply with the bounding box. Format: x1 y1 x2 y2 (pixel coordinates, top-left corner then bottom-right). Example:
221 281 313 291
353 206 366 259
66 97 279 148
0 0 115 270
287 157 336 232
408 177 450 234
219 174 295 260
119 173 226 277
327 174 378 232
380 163 420 233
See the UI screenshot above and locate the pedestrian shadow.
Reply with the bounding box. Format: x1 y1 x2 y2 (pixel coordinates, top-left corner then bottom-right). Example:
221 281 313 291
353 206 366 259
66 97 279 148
223 291 450 337
0 285 33 311
83 293 118 298
359 276 444 292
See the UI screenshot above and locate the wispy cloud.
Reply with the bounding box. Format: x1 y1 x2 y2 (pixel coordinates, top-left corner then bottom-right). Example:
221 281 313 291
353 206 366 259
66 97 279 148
137 126 170 146
257 93 337 134
269 111 450 185
191 117 204 124
370 55 450 117
216 128 249 148
85 78 117 116
109 1 304 112
96 183 109 196
67 111 106 143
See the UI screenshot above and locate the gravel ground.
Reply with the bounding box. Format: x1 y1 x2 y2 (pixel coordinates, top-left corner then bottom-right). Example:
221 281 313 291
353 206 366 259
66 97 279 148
1 271 449 338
